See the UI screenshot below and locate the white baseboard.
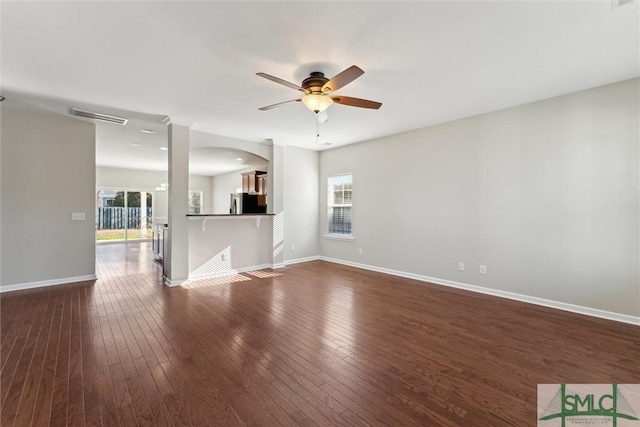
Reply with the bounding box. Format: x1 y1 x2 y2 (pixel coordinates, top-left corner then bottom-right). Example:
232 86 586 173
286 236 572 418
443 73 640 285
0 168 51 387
164 278 185 287
0 274 97 293
320 257 640 326
284 255 321 266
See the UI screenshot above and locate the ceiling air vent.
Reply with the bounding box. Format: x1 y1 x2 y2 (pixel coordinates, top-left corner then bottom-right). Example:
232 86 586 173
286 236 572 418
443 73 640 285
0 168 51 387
70 108 128 125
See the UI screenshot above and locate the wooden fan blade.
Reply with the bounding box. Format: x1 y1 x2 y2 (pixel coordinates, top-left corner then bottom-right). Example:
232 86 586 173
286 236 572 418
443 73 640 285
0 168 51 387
256 73 305 93
258 99 301 111
331 96 382 110
322 65 364 93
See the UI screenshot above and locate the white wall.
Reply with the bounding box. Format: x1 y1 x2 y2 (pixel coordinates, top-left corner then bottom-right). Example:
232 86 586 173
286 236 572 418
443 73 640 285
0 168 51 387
283 146 320 262
1 102 96 288
320 78 639 317
212 170 242 214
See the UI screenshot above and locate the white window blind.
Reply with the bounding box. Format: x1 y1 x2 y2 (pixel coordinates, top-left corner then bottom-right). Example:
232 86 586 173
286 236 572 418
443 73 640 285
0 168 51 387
327 174 352 236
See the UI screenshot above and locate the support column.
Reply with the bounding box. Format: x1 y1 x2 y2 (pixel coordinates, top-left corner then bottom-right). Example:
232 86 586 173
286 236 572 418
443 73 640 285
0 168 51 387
164 122 190 286
269 141 285 268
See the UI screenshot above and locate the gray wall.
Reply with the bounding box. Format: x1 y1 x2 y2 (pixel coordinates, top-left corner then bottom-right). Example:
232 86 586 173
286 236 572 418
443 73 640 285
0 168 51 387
188 216 273 279
320 79 639 317
284 145 320 262
188 174 214 213
96 166 169 222
2 80 636 319
1 102 96 287
96 166 213 219
96 166 167 190
211 170 242 214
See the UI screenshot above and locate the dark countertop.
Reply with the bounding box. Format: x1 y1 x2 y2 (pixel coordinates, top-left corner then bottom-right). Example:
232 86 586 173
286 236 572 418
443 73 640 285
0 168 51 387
186 213 275 217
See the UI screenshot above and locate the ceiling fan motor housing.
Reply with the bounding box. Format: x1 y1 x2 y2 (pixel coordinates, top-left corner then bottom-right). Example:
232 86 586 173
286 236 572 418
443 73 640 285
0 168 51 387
302 72 329 93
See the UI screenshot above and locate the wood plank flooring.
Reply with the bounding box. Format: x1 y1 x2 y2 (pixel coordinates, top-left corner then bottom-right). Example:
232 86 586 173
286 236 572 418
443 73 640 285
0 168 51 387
1 242 638 426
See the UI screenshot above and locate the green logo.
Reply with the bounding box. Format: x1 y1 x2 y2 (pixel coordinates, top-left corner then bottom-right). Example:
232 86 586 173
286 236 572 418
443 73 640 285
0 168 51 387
539 384 639 427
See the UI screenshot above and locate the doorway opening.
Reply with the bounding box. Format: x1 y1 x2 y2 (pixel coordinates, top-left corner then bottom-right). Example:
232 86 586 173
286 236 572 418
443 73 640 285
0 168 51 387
96 189 153 242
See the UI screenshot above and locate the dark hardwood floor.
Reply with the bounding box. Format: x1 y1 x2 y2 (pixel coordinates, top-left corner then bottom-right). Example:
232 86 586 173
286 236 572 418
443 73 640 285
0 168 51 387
1 242 638 426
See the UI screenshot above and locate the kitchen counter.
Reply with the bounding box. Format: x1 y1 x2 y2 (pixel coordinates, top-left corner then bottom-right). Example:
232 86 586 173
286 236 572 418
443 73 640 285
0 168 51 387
186 213 275 217
187 213 274 231
187 213 276 282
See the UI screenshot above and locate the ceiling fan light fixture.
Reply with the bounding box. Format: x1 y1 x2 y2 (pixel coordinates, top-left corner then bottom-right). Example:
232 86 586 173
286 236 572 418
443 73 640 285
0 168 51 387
301 94 333 113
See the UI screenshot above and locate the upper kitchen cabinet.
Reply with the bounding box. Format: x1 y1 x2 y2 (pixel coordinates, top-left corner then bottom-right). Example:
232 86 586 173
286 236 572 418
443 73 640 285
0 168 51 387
242 171 267 194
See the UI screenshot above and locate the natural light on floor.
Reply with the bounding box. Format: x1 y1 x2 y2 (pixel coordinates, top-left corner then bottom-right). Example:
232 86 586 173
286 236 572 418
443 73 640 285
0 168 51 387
182 270 282 289
183 245 282 288
245 270 283 279
182 274 251 289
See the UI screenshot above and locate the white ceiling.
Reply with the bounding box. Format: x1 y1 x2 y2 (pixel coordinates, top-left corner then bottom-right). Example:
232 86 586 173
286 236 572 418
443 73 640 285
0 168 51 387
2 1 638 175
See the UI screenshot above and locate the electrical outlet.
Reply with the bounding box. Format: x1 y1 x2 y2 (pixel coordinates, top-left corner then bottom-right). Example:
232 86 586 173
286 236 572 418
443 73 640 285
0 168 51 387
458 262 464 271
71 212 86 221
291 244 296 252
358 248 363 255
480 265 487 274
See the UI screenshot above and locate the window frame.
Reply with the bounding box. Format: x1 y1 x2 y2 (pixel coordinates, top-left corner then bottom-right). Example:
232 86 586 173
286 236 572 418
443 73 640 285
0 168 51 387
325 173 354 239
188 190 203 214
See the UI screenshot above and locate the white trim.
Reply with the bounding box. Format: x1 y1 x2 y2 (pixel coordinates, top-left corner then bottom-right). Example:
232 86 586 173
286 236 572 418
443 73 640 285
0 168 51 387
165 116 194 127
323 234 355 241
319 257 640 326
164 277 186 287
284 256 321 266
327 173 353 238
0 275 97 293
188 189 204 215
236 263 274 274
272 263 286 269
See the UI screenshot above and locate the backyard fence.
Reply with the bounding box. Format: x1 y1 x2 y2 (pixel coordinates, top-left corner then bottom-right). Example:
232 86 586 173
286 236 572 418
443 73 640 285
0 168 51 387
96 207 152 230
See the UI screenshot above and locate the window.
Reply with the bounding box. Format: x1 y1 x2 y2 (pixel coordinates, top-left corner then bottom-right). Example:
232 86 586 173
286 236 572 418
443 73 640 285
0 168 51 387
188 190 203 214
327 173 353 237
95 189 153 242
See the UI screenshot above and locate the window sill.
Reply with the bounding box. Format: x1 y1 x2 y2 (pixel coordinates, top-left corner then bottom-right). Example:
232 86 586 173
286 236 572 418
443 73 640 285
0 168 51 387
324 234 355 241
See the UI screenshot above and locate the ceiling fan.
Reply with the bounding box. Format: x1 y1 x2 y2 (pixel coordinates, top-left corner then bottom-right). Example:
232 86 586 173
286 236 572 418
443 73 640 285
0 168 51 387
257 65 382 113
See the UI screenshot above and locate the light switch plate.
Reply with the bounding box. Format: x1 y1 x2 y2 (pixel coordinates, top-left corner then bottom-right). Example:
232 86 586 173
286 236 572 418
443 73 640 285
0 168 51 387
71 212 86 221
